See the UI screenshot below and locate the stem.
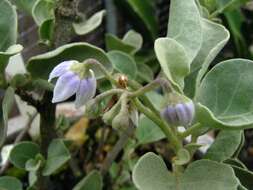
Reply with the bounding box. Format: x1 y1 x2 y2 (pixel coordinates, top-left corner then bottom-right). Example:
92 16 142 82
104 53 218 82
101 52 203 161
93 89 125 102
178 123 202 139
129 79 161 97
128 80 161 117
84 59 118 86
132 98 182 153
101 123 135 176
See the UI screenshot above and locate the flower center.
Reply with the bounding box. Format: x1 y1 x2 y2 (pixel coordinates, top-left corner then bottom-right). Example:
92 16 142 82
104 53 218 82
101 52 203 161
70 62 89 79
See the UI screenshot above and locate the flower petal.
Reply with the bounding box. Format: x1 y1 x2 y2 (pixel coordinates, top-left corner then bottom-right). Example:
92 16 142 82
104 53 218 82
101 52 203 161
75 75 97 108
48 61 75 82
161 106 178 125
175 103 190 126
52 71 80 103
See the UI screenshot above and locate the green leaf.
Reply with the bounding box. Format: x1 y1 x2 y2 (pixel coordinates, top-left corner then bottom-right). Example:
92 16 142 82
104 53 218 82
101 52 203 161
73 10 106 35
196 59 253 129
122 30 143 52
155 38 190 90
184 18 229 98
107 51 137 79
136 115 165 145
0 176 22 190
0 45 23 79
136 62 154 83
224 9 248 57
167 0 202 62
0 87 15 147
25 159 41 172
174 149 191 166
105 34 136 54
73 170 103 190
9 142 40 169
0 0 18 51
133 152 239 190
224 159 253 189
27 42 112 80
12 0 37 15
42 139 71 176
39 19 54 45
116 0 158 40
32 0 55 26
204 130 243 162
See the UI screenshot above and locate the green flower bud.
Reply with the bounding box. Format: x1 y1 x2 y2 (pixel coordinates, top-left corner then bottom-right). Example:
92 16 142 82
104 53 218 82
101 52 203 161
102 101 121 125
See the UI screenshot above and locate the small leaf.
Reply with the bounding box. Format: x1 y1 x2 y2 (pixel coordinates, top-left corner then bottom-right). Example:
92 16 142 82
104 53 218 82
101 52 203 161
27 42 112 80
9 142 40 169
0 0 18 51
39 19 54 45
25 159 41 172
174 148 191 166
42 139 71 176
107 50 137 79
32 0 55 26
0 176 22 190
73 170 103 190
0 87 15 147
204 130 243 162
136 115 165 145
0 45 23 80
73 10 106 35
122 30 143 52
154 38 190 90
195 59 253 129
105 34 136 54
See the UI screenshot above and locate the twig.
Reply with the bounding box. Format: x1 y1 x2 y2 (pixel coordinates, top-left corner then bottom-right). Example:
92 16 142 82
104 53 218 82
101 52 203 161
0 112 38 175
100 123 135 176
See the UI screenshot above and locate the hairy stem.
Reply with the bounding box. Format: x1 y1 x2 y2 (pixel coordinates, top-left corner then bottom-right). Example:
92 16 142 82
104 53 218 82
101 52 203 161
132 98 182 153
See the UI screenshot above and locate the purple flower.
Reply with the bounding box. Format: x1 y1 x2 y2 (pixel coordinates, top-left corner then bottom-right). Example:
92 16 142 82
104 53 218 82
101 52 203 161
48 60 97 108
161 101 195 127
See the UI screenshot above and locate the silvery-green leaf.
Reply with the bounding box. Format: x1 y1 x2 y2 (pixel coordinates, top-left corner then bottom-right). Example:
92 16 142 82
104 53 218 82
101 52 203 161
73 10 106 35
133 152 240 190
184 18 229 98
0 0 18 52
32 0 55 26
155 38 190 90
167 0 202 62
9 142 40 169
122 30 143 52
204 130 243 162
42 139 71 176
195 59 253 129
27 42 112 79
105 34 136 54
107 50 137 79
136 115 165 145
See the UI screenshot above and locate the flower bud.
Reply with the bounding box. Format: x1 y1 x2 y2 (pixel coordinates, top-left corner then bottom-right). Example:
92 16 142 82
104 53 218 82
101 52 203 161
102 101 121 125
112 110 130 132
161 93 195 127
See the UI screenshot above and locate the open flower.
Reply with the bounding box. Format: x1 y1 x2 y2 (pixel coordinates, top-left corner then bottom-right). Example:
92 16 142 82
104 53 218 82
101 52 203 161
161 100 195 127
48 60 97 108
